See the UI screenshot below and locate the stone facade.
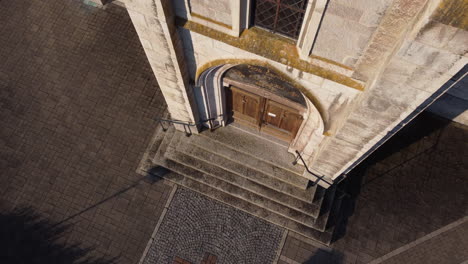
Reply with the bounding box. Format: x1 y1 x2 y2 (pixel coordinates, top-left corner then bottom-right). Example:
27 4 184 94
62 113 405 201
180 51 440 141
313 0 394 67
124 0 198 125
313 0 468 177
189 0 232 27
119 0 467 184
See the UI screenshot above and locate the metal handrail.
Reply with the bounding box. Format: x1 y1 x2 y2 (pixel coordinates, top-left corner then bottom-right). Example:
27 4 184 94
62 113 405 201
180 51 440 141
292 150 334 187
155 117 215 136
156 117 337 187
156 118 198 126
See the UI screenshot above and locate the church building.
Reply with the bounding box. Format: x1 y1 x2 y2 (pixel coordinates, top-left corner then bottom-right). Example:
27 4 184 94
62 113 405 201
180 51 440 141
90 0 467 244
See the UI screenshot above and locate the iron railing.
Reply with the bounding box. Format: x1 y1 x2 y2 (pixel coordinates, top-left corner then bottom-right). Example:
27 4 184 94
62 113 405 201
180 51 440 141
157 117 340 188
155 117 215 136
292 150 334 187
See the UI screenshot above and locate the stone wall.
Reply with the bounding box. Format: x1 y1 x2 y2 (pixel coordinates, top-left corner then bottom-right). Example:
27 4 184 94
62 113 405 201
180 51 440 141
188 0 232 26
123 0 198 124
119 0 466 184
177 27 361 179
312 0 393 67
311 0 468 178
178 27 361 131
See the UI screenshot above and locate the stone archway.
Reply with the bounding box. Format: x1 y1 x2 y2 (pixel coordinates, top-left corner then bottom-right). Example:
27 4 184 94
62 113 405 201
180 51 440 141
195 63 325 164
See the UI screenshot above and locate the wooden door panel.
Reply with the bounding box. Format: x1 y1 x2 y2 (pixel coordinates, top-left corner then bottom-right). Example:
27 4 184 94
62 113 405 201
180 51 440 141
244 96 261 119
279 112 302 132
264 103 283 127
232 91 245 113
230 86 263 128
227 86 303 142
261 100 303 141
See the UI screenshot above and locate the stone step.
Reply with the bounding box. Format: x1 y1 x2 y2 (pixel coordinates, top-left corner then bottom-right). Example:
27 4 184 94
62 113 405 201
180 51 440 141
165 149 322 228
152 157 335 245
174 133 317 204
153 127 326 219
166 150 319 227
166 133 336 230
311 185 337 232
171 142 322 218
323 180 349 238
152 125 177 165
138 122 168 174
325 189 345 232
198 126 305 176
192 128 310 190
147 127 342 244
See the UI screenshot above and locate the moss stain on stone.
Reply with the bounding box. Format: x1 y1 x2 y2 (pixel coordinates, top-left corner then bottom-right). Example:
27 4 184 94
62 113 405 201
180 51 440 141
432 0 468 30
176 18 365 91
191 12 232 29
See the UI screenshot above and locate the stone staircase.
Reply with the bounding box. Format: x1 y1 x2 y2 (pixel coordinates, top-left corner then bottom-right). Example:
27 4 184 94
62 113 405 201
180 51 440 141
142 124 345 245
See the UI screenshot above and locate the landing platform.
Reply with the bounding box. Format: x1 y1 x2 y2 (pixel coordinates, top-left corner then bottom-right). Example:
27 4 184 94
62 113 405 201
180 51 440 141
199 124 305 176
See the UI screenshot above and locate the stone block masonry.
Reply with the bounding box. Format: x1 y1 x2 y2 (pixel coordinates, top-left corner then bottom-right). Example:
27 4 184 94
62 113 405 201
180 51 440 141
125 0 198 124
311 0 468 179
190 0 232 27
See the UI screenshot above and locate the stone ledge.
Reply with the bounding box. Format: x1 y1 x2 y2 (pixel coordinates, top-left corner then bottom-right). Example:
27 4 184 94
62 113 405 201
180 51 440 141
191 12 232 30
176 18 365 91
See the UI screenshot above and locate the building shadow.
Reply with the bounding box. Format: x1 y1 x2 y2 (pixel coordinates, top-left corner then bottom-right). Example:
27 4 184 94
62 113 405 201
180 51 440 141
362 112 450 167
331 109 464 243
0 207 116 264
303 248 343 264
0 168 170 264
51 171 165 228
330 164 365 243
0 164 171 264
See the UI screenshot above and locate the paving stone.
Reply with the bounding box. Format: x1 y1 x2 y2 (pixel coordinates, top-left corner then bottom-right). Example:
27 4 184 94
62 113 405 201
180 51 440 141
0 0 171 263
142 188 284 264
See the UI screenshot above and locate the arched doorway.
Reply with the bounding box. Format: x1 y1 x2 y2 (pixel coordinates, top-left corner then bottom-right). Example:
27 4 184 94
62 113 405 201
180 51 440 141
224 65 307 143
195 63 324 162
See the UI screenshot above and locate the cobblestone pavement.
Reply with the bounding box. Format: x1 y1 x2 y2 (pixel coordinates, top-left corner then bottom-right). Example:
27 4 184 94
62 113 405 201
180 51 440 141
0 1 172 263
279 112 468 264
142 187 285 264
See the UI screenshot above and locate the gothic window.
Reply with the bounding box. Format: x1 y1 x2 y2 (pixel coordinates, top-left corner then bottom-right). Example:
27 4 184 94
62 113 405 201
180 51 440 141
252 0 309 39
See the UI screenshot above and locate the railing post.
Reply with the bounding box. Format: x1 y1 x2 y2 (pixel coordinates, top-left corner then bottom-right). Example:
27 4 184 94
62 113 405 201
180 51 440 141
160 120 168 132
183 124 191 137
292 150 301 165
293 150 334 187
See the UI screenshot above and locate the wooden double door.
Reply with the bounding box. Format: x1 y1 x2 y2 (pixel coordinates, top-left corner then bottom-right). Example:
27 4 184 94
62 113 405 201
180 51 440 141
226 86 304 142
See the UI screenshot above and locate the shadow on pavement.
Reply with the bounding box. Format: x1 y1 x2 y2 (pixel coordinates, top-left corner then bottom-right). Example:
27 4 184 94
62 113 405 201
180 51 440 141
0 207 116 264
52 169 167 228
303 248 343 264
363 112 451 167
0 167 170 264
331 111 466 243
